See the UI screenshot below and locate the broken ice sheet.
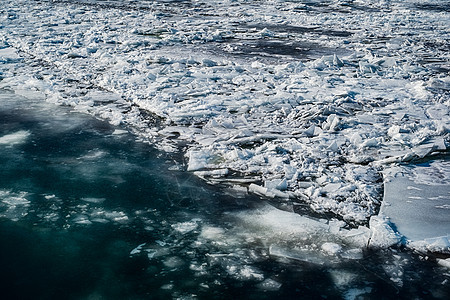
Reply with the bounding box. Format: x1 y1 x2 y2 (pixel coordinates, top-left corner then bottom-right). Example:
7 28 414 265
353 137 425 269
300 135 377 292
381 160 450 253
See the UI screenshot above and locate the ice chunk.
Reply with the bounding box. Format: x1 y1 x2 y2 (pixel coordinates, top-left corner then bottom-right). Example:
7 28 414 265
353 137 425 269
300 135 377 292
234 204 329 237
368 216 401 248
171 220 199 234
256 279 282 291
81 197 106 204
0 130 30 145
130 243 146 256
0 190 30 206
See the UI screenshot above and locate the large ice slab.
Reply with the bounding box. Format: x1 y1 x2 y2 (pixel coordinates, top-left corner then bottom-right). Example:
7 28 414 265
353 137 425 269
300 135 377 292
380 160 450 253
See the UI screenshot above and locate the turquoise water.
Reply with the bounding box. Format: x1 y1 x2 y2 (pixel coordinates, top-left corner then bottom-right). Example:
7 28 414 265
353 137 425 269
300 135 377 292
0 91 449 299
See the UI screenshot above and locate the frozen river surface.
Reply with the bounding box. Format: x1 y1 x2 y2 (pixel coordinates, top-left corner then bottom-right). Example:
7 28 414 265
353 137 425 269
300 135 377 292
0 0 449 298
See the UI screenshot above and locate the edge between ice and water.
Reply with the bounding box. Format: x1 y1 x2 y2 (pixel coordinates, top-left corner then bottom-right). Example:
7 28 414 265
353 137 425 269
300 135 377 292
0 0 449 263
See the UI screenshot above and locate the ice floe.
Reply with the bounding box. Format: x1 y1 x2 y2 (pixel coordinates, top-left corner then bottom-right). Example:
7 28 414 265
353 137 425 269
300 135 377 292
0 130 31 146
380 161 450 253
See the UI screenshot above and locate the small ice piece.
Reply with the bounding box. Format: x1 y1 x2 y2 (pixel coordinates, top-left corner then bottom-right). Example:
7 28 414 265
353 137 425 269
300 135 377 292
321 242 342 255
258 28 275 37
130 243 146 255
81 197 106 204
73 214 92 225
249 183 273 198
1 191 30 206
171 220 199 234
103 211 128 223
160 283 174 290
112 129 127 135
256 278 282 291
0 130 31 145
0 47 21 61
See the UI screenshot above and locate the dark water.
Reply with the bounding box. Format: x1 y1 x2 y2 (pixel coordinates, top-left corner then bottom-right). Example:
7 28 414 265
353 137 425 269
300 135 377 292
1 91 449 299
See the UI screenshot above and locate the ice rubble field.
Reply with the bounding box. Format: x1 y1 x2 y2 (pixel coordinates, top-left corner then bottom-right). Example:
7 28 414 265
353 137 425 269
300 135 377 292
0 1 448 243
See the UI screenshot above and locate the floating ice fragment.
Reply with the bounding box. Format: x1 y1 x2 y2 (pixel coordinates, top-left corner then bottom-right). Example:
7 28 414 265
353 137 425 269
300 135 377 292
256 278 282 291
112 129 127 135
171 220 199 234
342 226 372 248
322 114 340 132
160 284 174 290
73 214 92 225
0 130 30 145
130 243 146 256
81 197 106 204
